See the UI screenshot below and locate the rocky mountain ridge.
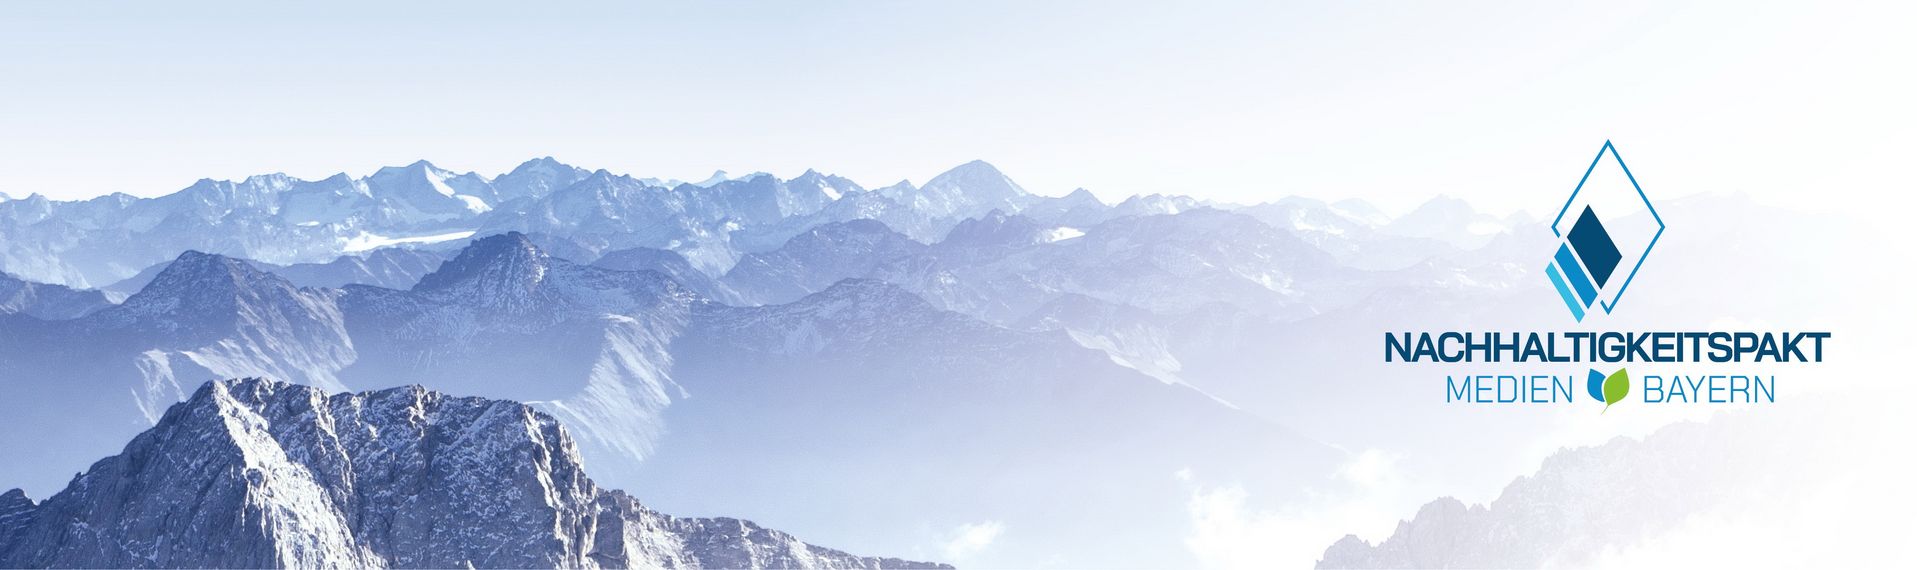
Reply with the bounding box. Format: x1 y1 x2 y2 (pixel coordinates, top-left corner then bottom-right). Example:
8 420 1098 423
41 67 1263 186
0 378 945 569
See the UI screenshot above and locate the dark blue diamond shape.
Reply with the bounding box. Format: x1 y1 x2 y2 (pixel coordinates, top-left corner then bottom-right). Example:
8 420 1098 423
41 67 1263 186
1567 206 1623 287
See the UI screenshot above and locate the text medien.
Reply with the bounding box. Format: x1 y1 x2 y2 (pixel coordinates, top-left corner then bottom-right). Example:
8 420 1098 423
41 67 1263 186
1443 373 1777 403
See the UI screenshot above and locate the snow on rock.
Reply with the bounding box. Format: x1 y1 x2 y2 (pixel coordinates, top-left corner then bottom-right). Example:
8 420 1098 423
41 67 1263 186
0 378 949 569
342 230 478 253
1043 227 1085 242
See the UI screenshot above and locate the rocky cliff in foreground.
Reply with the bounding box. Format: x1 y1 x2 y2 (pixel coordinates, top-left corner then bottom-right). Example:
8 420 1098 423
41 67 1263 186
0 378 946 569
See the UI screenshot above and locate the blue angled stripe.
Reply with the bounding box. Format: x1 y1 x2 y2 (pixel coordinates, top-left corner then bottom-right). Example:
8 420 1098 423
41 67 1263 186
1554 244 1598 306
1546 263 1586 321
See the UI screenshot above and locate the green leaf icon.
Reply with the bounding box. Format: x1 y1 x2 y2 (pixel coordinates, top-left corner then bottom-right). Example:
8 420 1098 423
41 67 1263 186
1601 368 1630 413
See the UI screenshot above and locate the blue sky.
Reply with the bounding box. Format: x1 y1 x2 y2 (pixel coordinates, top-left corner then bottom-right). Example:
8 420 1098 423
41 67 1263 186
1 0 1909 215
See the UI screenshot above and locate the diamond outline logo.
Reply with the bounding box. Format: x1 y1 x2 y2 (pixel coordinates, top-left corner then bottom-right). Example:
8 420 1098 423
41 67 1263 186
1545 141 1666 321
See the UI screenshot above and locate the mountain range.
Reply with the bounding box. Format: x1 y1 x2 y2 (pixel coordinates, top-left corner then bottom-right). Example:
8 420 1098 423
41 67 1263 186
4 157 1846 567
0 158 1511 290
0 227 1343 567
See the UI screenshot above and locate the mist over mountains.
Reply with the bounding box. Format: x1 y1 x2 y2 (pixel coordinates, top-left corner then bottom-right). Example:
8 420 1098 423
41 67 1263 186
1314 394 1908 569
0 157 1870 567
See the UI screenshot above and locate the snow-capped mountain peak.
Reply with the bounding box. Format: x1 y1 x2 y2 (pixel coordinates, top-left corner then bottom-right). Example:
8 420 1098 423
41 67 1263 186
365 160 494 219
494 157 589 202
789 168 865 202
692 170 732 187
925 160 1025 195
881 160 1032 220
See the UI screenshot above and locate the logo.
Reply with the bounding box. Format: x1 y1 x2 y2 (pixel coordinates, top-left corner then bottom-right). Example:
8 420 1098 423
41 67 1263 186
1545 141 1665 321
1586 367 1629 413
1386 141 1829 412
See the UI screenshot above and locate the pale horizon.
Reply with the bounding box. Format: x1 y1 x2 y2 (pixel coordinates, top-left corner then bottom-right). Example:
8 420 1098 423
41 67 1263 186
3 0 1909 218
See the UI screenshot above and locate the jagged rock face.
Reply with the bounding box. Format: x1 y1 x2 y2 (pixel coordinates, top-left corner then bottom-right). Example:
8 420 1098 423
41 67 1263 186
412 231 556 312
589 490 939 570
0 490 30 545
398 232 696 322
0 378 946 570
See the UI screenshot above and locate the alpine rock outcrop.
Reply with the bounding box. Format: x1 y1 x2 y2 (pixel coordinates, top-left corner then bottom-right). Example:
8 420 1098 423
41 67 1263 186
0 378 943 569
